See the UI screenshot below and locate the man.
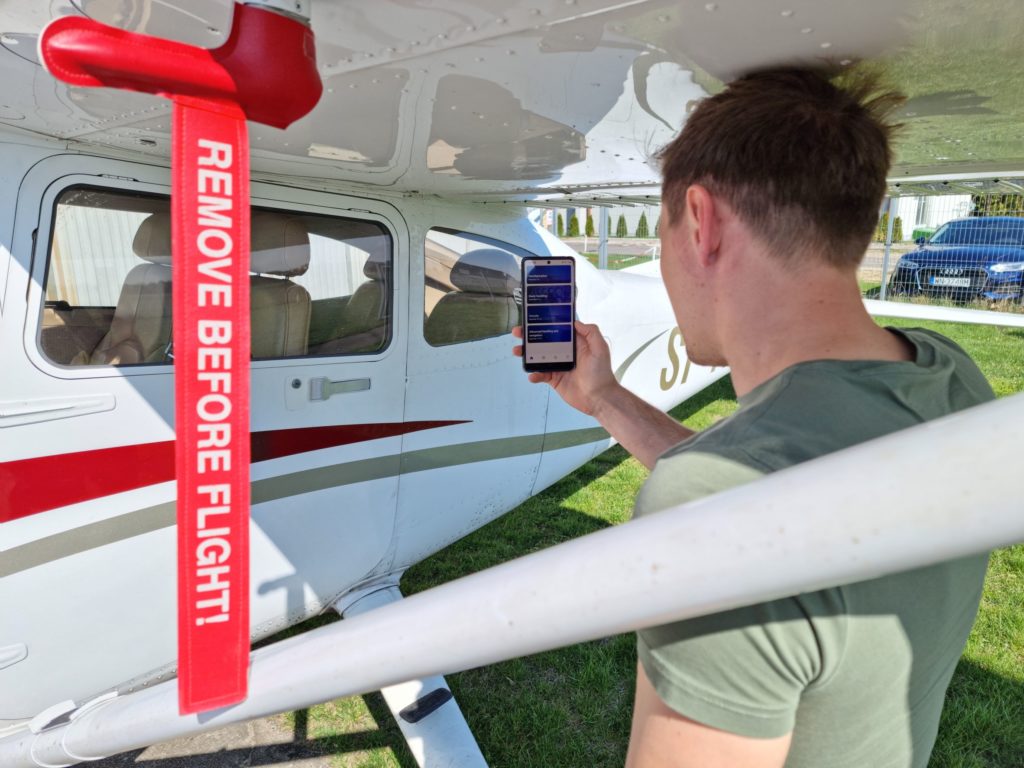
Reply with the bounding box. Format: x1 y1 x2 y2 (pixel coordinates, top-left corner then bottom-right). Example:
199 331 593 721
514 67 993 767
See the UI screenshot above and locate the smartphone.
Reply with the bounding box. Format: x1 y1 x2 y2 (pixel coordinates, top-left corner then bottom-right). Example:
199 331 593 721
521 256 576 372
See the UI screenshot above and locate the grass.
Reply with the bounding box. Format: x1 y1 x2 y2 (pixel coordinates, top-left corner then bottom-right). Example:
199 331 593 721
280 322 1023 768
581 252 656 270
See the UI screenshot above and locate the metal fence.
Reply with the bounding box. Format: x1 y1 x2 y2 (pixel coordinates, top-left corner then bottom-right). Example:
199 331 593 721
539 204 661 271
864 190 1024 313
538 189 1024 316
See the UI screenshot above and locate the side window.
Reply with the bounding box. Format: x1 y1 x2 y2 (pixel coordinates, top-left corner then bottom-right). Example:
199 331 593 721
424 228 522 346
40 187 392 367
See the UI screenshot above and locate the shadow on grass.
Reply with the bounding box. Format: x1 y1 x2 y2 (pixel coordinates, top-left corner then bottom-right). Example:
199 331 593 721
929 658 1024 768
401 442 637 590
669 376 736 423
88 694 418 768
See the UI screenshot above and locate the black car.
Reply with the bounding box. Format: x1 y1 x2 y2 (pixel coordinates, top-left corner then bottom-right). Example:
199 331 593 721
887 216 1024 302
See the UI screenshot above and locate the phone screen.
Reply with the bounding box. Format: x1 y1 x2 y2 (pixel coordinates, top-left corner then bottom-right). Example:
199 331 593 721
522 257 576 372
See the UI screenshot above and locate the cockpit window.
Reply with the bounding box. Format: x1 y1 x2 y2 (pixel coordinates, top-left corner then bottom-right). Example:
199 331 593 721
423 228 523 346
40 186 393 367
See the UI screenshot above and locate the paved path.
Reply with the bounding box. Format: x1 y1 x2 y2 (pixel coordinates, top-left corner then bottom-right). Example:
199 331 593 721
89 714 336 768
562 237 657 257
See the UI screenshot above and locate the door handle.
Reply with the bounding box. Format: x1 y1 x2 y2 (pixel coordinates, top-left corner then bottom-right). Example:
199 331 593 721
309 377 371 401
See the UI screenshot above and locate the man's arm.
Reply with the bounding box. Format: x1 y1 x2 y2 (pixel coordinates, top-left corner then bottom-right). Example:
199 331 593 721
626 663 792 768
513 322 692 469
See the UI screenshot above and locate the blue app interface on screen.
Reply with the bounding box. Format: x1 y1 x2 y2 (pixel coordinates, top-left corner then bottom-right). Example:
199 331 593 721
524 260 574 365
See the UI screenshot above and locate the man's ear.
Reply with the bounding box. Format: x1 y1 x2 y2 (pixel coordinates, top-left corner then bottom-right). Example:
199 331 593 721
685 184 722 268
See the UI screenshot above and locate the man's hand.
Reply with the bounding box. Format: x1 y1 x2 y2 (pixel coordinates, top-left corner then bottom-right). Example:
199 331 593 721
511 321 621 417
512 321 694 469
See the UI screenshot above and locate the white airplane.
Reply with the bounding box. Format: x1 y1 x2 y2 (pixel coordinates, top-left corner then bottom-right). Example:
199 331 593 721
1 1 1023 765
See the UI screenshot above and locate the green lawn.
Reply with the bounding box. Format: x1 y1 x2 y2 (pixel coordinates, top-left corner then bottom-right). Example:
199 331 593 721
581 252 656 270
286 319 1024 768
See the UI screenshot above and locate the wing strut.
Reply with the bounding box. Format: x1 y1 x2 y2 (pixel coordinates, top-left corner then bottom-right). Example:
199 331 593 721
3 392 1022 767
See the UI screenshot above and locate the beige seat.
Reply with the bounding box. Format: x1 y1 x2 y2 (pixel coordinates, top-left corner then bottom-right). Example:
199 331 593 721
248 212 312 358
424 248 520 346
75 213 174 365
78 210 312 364
312 247 390 355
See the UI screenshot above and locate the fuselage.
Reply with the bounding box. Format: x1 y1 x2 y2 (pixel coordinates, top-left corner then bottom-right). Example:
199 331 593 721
0 133 722 725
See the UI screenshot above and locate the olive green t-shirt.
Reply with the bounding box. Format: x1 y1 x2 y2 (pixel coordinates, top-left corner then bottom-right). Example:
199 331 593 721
634 328 994 768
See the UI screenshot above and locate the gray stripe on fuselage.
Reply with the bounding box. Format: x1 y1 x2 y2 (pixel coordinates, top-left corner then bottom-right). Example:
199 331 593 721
0 427 609 578
0 503 177 579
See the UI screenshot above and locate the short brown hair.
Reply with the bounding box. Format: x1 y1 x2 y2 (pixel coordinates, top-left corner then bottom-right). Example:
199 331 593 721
657 66 904 269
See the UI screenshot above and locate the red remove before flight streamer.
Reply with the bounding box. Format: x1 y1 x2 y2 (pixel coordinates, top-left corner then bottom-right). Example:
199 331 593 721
39 2 323 716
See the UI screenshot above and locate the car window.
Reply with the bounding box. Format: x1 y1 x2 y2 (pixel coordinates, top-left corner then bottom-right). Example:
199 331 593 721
40 186 392 367
929 220 1024 246
423 228 523 346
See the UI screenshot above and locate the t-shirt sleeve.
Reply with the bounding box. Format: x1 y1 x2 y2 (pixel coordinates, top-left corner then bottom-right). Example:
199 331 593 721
634 450 766 518
637 598 822 739
635 447 820 737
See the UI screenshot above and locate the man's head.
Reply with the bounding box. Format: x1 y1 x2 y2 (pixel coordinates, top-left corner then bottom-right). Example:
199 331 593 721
657 66 904 366
659 66 904 269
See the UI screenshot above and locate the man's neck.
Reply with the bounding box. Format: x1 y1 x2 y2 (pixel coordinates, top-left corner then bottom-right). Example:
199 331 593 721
721 265 915 399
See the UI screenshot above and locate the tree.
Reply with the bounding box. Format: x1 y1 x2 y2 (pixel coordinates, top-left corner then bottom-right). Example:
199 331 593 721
636 211 650 238
556 213 564 237
615 214 628 237
654 217 660 237
970 193 1024 217
874 212 887 242
567 214 580 237
874 212 904 243
585 210 595 237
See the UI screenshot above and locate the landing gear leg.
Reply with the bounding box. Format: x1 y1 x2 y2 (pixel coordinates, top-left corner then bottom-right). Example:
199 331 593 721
337 587 489 768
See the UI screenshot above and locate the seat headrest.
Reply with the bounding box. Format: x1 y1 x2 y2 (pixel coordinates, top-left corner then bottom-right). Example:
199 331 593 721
251 211 310 277
362 245 391 281
131 211 311 277
449 249 520 296
132 212 172 266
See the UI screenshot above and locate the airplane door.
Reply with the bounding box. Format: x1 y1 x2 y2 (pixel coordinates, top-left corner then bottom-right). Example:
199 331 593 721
243 192 409 622
1 159 408 717
390 223 548 570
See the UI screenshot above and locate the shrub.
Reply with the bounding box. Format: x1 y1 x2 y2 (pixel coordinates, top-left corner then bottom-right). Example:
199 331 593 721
874 212 904 242
567 215 580 237
971 193 1024 217
636 211 650 238
557 213 564 237
585 211 595 237
615 214 628 237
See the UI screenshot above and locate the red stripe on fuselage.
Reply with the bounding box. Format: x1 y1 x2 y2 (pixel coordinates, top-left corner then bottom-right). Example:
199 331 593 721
0 421 465 523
